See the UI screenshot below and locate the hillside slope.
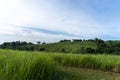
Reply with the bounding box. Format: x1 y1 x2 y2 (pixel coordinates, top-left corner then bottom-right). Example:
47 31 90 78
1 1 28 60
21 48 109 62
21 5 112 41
37 42 97 53
1 39 120 54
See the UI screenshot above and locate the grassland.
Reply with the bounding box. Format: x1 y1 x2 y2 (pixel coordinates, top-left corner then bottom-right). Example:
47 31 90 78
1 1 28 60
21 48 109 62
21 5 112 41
62 67 120 80
36 41 97 53
0 49 120 80
52 53 120 72
0 50 59 80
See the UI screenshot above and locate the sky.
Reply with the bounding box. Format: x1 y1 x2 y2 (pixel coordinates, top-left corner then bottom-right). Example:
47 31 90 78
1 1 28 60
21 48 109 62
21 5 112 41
0 0 120 43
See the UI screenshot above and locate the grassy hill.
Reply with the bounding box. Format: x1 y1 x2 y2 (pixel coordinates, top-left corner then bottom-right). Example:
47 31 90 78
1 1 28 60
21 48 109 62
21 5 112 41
1 39 120 54
36 41 97 53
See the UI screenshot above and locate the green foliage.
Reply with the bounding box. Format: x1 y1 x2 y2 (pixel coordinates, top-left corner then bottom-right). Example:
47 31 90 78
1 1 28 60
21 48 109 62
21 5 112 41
85 48 95 53
61 48 66 53
61 67 120 80
0 50 59 80
1 38 120 54
72 39 82 42
59 39 71 42
39 48 46 51
52 53 120 72
0 49 120 79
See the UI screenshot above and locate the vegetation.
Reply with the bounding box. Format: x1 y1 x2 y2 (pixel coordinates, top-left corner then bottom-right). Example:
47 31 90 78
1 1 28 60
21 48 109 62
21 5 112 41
52 53 120 72
1 38 120 79
1 38 120 54
0 50 59 80
0 49 120 79
62 67 120 80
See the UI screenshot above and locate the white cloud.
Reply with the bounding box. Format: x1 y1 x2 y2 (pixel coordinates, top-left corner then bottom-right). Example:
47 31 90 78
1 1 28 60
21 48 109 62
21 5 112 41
0 0 118 43
0 27 78 43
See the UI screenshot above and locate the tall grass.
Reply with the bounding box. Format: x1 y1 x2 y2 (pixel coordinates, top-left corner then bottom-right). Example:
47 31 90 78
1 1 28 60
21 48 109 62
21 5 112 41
52 53 120 72
0 49 120 80
0 50 59 80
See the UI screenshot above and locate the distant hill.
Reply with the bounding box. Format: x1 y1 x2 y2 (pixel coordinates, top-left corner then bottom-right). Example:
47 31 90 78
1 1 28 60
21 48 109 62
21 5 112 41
0 38 120 54
36 41 97 53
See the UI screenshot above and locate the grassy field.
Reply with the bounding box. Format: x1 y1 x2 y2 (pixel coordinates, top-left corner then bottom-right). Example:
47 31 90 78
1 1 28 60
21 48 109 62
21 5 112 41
52 53 120 72
0 49 120 80
0 50 60 80
36 42 97 53
61 67 120 80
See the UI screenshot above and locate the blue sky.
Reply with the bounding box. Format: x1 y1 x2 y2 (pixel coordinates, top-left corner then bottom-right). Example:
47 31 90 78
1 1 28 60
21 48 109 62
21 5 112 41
0 0 120 43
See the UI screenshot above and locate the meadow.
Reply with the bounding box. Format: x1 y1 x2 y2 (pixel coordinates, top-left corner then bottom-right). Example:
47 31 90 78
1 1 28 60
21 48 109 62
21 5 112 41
0 49 120 80
0 50 60 80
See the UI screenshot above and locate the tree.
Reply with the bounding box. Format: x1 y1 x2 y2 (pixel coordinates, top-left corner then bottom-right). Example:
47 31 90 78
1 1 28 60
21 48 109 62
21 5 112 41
72 39 82 42
42 42 46 44
30 46 35 51
96 42 107 53
37 41 41 44
94 38 104 44
39 48 45 51
59 39 71 42
61 48 66 53
85 48 95 54
80 47 86 53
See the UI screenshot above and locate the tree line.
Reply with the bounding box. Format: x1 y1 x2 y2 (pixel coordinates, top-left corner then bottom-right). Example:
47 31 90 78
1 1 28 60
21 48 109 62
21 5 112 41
0 38 120 54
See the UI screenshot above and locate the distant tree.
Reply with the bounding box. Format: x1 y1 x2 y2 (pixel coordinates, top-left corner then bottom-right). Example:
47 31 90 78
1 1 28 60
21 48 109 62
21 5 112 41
21 41 27 45
28 42 34 45
30 46 35 51
83 39 86 42
2 38 120 55
86 39 94 42
42 42 46 44
37 41 41 44
61 48 66 53
94 38 104 43
72 39 82 42
105 46 114 54
113 46 120 54
96 42 107 53
79 47 86 53
85 48 95 54
59 39 71 42
39 48 45 51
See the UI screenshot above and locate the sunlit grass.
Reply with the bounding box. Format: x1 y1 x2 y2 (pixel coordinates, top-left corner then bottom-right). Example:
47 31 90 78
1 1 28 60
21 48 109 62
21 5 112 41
52 53 120 72
0 49 120 80
0 49 59 80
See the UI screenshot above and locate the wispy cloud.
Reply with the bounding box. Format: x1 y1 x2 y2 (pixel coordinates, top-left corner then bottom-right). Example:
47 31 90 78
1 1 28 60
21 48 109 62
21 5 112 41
23 26 76 37
0 0 120 43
